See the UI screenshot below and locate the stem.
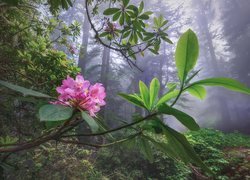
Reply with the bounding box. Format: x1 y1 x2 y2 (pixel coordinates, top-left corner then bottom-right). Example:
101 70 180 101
61 113 157 138
0 113 156 153
59 131 141 148
170 83 184 107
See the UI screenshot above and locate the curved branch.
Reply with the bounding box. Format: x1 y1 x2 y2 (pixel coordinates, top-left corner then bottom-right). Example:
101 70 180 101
0 113 157 153
59 131 141 148
62 112 157 138
85 0 143 72
0 118 82 153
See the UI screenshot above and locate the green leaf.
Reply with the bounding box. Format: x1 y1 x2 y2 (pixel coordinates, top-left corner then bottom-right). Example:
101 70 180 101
175 29 199 82
188 77 250 95
139 81 150 108
149 78 160 109
138 1 144 13
113 11 121 21
103 8 120 15
39 104 73 121
141 119 163 134
124 12 130 24
118 93 145 108
161 124 212 174
122 30 131 39
186 85 206 100
158 104 200 131
144 135 178 160
0 80 51 98
160 19 168 28
81 111 99 133
127 5 137 11
153 17 159 27
185 69 201 84
161 36 173 44
144 11 153 16
45 121 65 129
99 32 109 37
166 82 178 92
139 14 149 20
122 0 130 7
156 90 179 107
139 136 154 162
119 13 124 25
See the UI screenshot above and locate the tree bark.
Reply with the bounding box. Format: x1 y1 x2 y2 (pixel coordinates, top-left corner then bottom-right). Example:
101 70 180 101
78 12 90 75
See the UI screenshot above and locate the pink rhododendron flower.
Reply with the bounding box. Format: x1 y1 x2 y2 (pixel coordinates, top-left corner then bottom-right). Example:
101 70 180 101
51 75 106 116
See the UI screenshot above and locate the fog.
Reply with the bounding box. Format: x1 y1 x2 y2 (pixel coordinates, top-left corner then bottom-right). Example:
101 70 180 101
60 0 250 134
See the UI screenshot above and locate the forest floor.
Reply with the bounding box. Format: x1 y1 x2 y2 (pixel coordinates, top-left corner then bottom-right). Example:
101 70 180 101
222 147 250 179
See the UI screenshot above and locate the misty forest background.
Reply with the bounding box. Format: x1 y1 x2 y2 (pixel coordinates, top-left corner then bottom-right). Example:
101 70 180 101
1 0 250 179
73 0 250 133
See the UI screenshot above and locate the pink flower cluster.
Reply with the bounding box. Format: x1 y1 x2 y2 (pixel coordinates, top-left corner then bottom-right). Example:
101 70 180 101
52 75 106 116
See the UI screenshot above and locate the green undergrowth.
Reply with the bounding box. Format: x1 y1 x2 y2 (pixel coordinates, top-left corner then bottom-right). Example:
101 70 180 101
1 128 250 179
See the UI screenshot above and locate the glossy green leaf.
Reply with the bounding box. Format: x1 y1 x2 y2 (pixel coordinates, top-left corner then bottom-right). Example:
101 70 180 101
138 1 144 13
118 93 145 108
156 90 179 107
0 80 51 98
144 11 153 15
158 104 200 131
45 120 65 129
175 29 199 82
144 135 178 160
113 11 121 21
119 13 124 25
166 82 178 92
81 111 99 133
161 36 173 44
103 8 120 15
124 12 130 24
188 77 250 95
161 123 212 174
123 0 130 7
185 69 201 84
139 81 150 108
149 78 160 108
99 32 109 37
139 14 149 20
139 136 154 162
122 30 131 39
186 85 206 100
39 104 73 121
141 119 163 134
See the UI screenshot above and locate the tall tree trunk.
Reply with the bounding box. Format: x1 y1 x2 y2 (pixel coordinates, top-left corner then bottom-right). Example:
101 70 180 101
100 47 110 121
194 0 232 130
78 12 90 75
100 47 110 88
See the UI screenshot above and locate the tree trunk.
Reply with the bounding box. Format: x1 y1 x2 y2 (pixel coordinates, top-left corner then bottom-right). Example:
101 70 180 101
100 47 110 121
78 12 90 75
194 0 232 130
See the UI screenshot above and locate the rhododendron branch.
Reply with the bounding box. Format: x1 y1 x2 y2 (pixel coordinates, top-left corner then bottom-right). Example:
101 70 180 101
59 131 142 148
61 112 157 138
170 84 184 107
85 0 143 72
0 116 83 153
0 113 157 153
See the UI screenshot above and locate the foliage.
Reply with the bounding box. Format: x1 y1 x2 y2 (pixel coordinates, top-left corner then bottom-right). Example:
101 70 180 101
95 129 250 179
1 0 250 178
0 3 80 94
3 143 104 180
1 28 250 177
1 0 74 14
88 0 172 65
